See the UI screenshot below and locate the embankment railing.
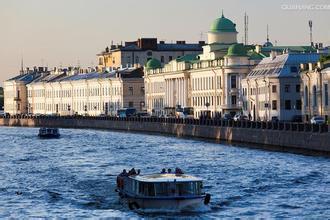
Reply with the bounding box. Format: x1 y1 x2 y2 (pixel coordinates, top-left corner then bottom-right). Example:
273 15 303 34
1 115 329 133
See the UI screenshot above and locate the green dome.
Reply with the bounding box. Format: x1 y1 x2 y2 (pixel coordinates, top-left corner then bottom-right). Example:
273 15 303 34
145 58 161 70
210 14 237 33
226 44 247 57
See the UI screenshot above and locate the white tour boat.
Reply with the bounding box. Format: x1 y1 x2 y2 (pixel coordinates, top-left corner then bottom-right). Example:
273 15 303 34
116 168 211 211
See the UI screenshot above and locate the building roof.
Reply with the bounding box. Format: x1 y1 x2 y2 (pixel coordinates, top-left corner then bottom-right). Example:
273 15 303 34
226 43 248 57
157 43 202 51
248 51 267 60
247 53 320 78
31 73 67 83
28 68 144 84
261 46 316 54
176 54 199 63
6 72 42 83
322 67 330 73
210 14 237 33
145 58 162 70
101 43 203 53
263 41 274 47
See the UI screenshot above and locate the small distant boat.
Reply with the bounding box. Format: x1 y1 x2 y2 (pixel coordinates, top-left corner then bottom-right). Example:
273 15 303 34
116 168 211 211
38 128 60 138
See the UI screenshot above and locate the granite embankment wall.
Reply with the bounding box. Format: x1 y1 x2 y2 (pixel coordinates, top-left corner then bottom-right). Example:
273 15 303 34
0 117 329 154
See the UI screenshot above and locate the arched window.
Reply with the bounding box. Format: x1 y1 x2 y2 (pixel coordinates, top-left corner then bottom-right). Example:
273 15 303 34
304 86 309 106
313 85 317 107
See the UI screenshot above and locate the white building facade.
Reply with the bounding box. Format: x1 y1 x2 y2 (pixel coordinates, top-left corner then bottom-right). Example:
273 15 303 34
241 53 321 121
4 67 145 116
97 38 204 71
144 14 263 118
301 61 330 122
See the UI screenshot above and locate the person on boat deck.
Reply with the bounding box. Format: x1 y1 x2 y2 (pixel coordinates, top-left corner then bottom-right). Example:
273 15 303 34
167 168 172 173
120 169 127 176
175 167 184 174
161 168 166 174
128 168 137 175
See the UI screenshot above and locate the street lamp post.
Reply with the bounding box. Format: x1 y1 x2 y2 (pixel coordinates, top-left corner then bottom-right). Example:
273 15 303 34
205 102 210 110
204 102 210 119
84 105 87 116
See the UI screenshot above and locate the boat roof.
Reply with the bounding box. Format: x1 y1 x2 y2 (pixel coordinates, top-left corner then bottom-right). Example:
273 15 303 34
129 173 203 183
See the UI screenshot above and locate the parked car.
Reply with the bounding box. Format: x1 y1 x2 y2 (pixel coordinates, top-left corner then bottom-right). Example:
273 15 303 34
222 113 233 121
291 115 303 123
310 116 325 125
135 112 150 118
117 108 136 118
164 114 176 119
233 114 248 121
271 116 279 123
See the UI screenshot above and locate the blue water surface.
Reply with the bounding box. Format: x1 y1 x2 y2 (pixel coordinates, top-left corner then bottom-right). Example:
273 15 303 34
0 127 329 219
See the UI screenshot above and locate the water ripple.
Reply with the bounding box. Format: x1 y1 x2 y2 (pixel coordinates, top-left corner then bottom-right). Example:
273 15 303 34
0 126 329 218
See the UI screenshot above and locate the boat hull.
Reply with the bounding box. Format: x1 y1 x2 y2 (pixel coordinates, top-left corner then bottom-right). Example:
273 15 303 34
120 193 207 210
38 134 60 139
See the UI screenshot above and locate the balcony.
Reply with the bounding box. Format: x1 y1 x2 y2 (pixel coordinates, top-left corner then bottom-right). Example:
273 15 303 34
14 97 21 101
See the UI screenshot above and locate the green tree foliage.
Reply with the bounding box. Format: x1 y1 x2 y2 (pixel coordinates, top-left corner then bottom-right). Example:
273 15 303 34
320 55 330 63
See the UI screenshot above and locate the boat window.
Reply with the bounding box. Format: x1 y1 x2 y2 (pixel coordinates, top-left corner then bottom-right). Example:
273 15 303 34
139 182 144 195
132 180 137 194
176 182 202 195
147 183 155 196
138 182 155 196
155 183 172 196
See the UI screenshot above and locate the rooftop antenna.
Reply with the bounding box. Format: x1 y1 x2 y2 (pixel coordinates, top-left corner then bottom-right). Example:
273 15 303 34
266 24 270 44
244 12 248 45
308 20 313 47
20 55 24 74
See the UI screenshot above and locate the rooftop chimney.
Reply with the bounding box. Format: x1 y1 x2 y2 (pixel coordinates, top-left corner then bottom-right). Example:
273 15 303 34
176 41 186 44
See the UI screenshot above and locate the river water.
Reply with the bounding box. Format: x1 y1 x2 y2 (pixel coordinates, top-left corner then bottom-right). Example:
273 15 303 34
0 127 329 219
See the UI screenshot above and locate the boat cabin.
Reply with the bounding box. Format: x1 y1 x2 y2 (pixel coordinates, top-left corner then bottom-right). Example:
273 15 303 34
122 173 203 197
38 127 60 138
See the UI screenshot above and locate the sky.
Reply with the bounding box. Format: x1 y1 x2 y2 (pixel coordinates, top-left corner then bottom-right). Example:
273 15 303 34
1 0 330 86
